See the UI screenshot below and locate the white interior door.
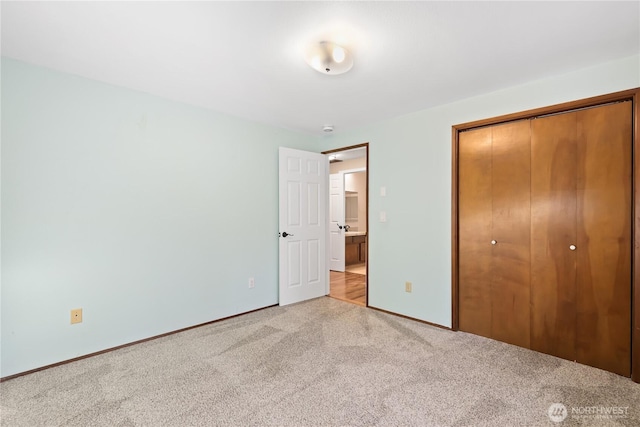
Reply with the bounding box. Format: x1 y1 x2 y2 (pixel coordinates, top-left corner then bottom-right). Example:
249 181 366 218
279 147 328 306
329 173 345 272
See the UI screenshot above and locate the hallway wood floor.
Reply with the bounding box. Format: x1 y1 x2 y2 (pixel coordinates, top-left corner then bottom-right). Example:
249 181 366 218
329 270 366 306
345 262 366 275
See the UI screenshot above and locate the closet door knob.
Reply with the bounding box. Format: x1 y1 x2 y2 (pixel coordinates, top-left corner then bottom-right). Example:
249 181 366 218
569 244 576 251
491 240 497 245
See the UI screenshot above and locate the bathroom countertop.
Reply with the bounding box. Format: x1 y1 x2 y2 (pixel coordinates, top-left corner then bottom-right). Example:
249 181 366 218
345 231 367 237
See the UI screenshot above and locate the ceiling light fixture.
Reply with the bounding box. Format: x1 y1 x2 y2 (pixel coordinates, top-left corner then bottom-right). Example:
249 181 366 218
305 41 353 75
323 125 334 132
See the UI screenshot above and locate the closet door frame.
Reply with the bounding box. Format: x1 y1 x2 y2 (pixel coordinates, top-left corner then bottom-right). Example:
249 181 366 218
451 88 640 383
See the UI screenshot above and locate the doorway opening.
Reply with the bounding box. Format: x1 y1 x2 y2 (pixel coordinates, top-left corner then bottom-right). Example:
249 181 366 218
323 143 369 307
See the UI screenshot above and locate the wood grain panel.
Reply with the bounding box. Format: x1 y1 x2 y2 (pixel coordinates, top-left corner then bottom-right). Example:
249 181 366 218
531 112 578 362
576 102 632 376
491 120 531 348
633 91 640 384
458 127 493 338
345 241 360 265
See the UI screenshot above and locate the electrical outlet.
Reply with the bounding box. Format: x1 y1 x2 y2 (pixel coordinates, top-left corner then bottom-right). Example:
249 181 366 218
405 282 412 293
70 308 83 324
249 277 255 288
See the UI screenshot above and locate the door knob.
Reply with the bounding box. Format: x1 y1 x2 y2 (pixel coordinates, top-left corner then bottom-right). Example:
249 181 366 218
491 240 497 245
569 244 576 251
337 224 343 230
281 232 294 238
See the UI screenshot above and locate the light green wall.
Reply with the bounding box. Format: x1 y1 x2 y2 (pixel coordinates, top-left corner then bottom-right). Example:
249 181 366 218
0 59 316 377
319 54 640 327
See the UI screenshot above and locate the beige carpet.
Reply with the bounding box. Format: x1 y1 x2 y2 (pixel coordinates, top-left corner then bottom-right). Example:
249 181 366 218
1 297 638 426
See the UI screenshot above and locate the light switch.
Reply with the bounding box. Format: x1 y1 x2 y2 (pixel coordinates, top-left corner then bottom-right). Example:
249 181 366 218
380 211 387 222
380 186 386 197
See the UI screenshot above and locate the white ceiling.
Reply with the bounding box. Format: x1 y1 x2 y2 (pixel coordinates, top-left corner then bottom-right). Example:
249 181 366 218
1 1 638 136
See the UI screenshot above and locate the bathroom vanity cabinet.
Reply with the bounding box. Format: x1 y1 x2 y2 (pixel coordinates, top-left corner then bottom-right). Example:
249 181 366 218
345 234 366 265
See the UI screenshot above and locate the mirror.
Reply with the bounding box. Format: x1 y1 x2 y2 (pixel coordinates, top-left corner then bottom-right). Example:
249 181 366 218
345 191 358 222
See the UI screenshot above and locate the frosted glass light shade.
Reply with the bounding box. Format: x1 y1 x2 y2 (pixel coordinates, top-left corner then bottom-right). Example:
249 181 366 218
304 41 353 75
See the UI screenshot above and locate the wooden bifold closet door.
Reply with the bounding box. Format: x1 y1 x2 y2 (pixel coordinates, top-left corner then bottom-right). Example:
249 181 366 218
458 101 632 377
458 120 531 349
